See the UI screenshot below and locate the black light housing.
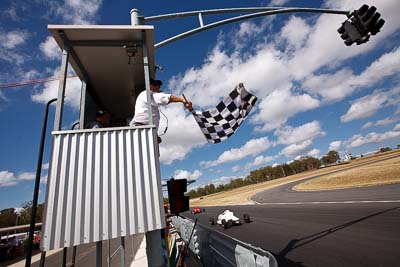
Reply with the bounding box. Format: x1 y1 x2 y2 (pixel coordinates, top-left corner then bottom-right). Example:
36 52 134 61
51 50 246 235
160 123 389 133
338 4 385 46
167 178 189 215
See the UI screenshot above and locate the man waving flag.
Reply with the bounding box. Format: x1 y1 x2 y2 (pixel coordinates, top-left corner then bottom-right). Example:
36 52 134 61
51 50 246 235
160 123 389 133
188 83 257 144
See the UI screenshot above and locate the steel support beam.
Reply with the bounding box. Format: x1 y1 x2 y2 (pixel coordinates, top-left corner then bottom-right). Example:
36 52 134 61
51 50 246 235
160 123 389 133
96 241 102 267
120 237 126 267
53 49 69 131
79 81 87 129
142 31 154 126
72 246 77 266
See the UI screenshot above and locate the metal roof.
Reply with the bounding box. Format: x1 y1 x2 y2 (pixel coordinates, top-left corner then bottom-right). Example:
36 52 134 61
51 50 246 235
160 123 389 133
48 25 156 119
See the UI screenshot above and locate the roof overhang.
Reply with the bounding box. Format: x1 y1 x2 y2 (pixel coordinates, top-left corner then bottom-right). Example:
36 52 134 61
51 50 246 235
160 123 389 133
48 25 155 118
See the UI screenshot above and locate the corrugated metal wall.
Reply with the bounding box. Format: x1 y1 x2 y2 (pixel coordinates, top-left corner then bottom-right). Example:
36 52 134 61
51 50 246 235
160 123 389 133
41 126 165 251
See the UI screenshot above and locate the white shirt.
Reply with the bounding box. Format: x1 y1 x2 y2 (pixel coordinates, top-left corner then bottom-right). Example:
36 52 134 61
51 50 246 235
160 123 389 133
130 90 171 129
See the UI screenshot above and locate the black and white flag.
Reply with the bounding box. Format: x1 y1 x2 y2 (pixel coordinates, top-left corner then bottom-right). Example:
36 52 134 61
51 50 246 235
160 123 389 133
191 83 257 144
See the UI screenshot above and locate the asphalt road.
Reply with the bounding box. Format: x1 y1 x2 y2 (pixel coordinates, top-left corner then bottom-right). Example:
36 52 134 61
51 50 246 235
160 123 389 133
185 201 400 267
185 160 400 267
251 183 400 204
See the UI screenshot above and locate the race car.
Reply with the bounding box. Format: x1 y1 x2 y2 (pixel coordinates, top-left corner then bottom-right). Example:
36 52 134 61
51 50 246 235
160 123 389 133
209 209 251 229
191 207 206 214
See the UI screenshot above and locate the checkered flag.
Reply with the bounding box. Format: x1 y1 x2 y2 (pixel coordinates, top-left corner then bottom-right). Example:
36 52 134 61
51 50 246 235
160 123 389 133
191 83 257 144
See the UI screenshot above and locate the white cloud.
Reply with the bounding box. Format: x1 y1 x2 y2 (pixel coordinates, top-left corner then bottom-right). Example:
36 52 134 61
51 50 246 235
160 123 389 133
280 139 313 158
159 105 206 164
0 91 9 111
210 175 239 187
274 121 325 145
0 30 29 49
173 169 202 181
40 36 60 60
303 48 400 102
232 165 241 172
362 117 398 130
245 155 275 169
168 43 292 111
201 137 271 168
307 148 320 158
270 0 291 5
361 121 374 130
0 170 39 187
52 0 103 24
0 171 17 187
329 141 342 151
0 29 29 65
251 89 320 131
18 172 35 181
40 175 48 185
235 21 264 39
341 87 400 122
279 16 311 50
345 124 400 148
0 49 25 65
31 67 82 110
42 163 49 170
1 4 19 21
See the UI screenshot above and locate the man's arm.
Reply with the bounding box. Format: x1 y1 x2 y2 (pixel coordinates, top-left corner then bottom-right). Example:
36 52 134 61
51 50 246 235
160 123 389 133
170 95 193 111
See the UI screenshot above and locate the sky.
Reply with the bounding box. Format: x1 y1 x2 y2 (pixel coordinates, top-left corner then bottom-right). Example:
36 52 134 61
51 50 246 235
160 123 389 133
0 0 399 210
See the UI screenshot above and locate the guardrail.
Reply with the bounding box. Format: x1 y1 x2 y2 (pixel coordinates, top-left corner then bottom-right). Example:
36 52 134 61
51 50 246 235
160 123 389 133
172 216 278 267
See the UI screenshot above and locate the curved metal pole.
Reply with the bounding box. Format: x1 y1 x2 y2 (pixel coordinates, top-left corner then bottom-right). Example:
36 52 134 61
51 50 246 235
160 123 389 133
25 98 57 267
145 7 284 22
154 7 350 49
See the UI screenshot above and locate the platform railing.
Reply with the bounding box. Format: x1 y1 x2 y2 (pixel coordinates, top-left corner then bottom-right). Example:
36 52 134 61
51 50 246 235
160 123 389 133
41 126 165 251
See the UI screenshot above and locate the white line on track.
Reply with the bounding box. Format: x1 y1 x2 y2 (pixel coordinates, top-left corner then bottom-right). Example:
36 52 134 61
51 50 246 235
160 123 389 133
253 200 400 205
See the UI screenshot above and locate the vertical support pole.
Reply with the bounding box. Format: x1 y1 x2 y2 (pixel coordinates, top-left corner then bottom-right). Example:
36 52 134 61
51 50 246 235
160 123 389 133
72 246 77 267
96 241 102 267
39 251 46 267
79 81 87 129
142 32 154 126
62 247 67 267
54 49 69 131
146 230 165 267
107 240 111 267
25 98 57 267
130 9 140 25
120 237 126 267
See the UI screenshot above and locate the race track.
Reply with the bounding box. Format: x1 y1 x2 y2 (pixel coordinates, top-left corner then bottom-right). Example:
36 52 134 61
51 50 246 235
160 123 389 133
185 180 400 266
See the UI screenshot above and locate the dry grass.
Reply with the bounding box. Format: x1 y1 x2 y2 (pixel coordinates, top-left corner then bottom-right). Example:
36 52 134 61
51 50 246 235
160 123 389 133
294 156 400 191
190 150 400 206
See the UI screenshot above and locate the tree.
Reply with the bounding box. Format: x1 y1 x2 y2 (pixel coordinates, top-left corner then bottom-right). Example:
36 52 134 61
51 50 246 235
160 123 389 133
380 147 391 153
327 150 340 163
0 208 17 228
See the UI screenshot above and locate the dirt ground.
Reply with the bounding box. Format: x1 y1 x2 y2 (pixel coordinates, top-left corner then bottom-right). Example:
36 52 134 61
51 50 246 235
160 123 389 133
189 150 400 207
294 155 400 191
